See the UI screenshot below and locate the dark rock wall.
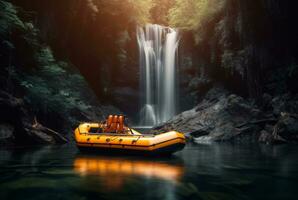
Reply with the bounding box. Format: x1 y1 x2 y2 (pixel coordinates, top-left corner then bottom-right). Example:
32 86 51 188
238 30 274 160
11 0 141 113
182 0 298 101
2 0 298 145
152 87 298 144
8 0 298 115
161 0 298 144
0 1 121 145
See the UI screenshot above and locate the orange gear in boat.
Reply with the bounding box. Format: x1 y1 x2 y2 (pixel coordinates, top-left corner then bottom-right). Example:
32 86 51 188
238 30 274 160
74 115 186 155
117 115 124 133
103 115 126 133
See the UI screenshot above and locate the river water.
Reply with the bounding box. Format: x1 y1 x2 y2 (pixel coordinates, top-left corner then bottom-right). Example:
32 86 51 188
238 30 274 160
0 143 298 200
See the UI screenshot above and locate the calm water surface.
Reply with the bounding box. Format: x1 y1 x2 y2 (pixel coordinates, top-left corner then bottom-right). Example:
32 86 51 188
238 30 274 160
0 143 298 200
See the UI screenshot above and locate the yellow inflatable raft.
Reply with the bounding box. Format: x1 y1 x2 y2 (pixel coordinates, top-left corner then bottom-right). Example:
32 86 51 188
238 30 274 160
74 115 185 155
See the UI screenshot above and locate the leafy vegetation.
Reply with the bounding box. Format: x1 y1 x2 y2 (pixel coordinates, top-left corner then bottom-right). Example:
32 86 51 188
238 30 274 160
0 1 25 34
2 0 298 123
168 0 226 43
19 47 95 125
0 0 102 130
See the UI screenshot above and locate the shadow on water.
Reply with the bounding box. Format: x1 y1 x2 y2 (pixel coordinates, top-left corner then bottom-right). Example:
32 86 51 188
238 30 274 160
0 143 298 200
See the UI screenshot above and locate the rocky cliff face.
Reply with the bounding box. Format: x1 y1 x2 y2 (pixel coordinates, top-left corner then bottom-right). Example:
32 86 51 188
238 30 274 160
0 91 68 145
2 0 298 145
0 1 121 146
179 0 298 100
156 0 298 144
10 0 142 117
152 86 298 144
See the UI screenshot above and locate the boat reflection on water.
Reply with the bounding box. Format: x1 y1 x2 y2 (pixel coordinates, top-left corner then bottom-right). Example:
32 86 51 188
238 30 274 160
73 155 184 190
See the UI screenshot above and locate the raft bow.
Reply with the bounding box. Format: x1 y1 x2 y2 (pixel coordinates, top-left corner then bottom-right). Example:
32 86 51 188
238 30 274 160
74 115 185 155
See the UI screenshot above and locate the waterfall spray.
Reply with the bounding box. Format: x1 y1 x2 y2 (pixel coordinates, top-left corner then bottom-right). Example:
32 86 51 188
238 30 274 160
137 24 179 126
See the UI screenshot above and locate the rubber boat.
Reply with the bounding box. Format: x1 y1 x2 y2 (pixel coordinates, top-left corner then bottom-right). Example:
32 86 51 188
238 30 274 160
74 115 185 155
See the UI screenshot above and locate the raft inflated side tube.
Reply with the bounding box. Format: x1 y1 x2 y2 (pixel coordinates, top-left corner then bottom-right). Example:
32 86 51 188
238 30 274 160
74 123 185 155
74 115 185 155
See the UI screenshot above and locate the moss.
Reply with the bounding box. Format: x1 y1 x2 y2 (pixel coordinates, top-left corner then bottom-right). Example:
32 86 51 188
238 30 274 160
0 0 101 130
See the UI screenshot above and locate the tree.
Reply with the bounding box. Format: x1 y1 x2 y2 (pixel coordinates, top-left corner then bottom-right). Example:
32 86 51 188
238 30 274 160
168 0 226 43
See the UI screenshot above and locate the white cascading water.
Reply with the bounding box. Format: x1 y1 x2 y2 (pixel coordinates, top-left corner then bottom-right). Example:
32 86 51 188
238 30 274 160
137 24 179 126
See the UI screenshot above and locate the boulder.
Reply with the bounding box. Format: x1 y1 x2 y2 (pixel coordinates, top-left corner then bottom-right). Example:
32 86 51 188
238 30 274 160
151 87 275 143
0 90 67 145
271 94 298 116
257 93 298 144
0 123 15 145
152 86 298 144
27 118 68 144
268 113 298 143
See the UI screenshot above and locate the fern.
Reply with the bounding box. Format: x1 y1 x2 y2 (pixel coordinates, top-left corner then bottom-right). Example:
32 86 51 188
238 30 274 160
0 1 25 36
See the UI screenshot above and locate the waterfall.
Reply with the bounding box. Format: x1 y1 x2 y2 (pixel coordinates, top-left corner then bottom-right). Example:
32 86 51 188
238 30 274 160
137 24 179 126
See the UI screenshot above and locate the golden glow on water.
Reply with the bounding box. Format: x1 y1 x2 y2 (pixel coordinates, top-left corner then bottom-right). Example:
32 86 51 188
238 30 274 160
73 156 184 190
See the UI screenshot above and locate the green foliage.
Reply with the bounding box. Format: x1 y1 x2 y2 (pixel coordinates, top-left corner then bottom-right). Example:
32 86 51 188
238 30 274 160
1 0 97 125
20 47 93 124
88 0 155 25
128 0 156 25
0 0 25 36
168 0 226 43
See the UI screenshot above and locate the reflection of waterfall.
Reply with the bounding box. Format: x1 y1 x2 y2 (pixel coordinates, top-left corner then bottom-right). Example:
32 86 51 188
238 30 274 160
137 24 179 126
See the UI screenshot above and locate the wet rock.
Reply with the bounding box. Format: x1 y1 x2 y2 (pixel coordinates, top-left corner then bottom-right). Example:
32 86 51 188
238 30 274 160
152 83 298 144
270 113 298 143
188 76 212 97
193 136 213 144
0 123 15 145
27 118 68 144
151 87 269 143
111 87 139 115
258 130 274 144
281 114 298 134
0 91 67 145
190 128 210 138
257 94 298 144
271 94 298 116
261 93 273 111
